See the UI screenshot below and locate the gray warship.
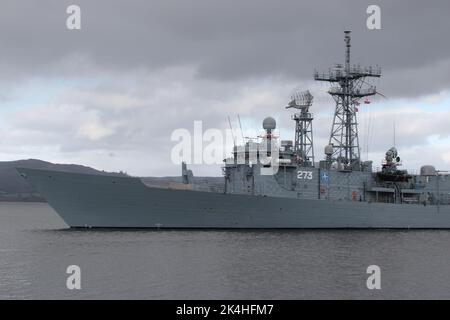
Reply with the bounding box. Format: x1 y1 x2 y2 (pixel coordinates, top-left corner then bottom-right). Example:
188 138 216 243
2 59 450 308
17 31 450 228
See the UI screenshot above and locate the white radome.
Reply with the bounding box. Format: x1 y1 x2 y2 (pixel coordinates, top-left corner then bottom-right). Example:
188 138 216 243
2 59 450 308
263 117 276 130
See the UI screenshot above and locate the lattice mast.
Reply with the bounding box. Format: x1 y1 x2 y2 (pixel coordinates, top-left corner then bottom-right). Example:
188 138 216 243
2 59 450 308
286 90 315 166
314 31 381 170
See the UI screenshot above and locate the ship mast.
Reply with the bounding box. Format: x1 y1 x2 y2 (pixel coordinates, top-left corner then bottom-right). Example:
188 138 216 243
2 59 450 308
286 90 315 166
315 31 381 170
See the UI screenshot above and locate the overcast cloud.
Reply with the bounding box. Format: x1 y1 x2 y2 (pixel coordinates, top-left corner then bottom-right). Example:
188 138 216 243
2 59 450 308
0 0 449 176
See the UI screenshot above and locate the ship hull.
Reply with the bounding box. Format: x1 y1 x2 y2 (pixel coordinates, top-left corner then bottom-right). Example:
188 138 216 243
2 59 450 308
16 168 450 229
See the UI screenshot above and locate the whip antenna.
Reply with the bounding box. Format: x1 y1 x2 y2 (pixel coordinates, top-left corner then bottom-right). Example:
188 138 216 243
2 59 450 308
227 116 236 147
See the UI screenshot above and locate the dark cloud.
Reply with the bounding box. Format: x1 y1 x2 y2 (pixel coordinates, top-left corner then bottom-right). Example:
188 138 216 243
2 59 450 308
1 0 450 175
1 0 450 97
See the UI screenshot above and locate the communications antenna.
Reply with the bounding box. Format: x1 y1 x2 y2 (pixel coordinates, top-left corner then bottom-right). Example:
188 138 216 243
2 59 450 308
227 116 236 147
237 114 245 144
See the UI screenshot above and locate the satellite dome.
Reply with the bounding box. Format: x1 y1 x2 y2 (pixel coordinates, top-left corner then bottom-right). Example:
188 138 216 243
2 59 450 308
262 117 276 130
324 144 333 155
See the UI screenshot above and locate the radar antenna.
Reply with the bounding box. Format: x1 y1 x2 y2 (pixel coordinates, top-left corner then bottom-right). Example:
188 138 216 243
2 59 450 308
286 90 315 166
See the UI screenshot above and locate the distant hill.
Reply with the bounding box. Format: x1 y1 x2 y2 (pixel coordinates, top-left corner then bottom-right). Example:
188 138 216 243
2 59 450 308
0 159 224 202
0 159 128 201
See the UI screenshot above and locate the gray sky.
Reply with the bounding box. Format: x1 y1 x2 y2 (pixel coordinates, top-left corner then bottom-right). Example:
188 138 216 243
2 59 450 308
0 0 450 176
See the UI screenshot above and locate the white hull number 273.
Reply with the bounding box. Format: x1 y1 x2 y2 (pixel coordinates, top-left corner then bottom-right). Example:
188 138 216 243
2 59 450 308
297 171 313 180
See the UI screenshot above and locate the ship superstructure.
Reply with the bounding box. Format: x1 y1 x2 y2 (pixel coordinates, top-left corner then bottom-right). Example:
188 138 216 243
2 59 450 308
222 31 450 206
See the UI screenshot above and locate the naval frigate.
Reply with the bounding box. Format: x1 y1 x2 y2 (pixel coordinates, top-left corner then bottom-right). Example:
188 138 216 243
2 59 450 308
17 31 450 228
